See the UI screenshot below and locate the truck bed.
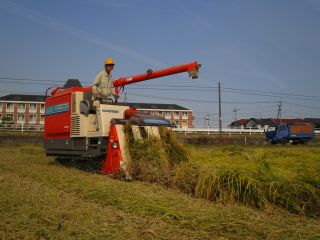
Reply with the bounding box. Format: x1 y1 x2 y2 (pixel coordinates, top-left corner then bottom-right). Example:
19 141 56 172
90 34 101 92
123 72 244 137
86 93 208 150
289 124 314 135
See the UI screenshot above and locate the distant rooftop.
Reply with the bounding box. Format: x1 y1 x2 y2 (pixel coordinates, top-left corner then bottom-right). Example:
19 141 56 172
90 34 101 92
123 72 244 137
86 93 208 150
229 118 320 127
0 94 45 102
125 102 190 110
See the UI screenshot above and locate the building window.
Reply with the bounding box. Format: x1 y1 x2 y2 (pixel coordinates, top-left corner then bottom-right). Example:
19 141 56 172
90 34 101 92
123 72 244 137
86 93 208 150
29 103 37 109
6 103 14 109
0 102 2 108
40 104 45 110
165 111 171 117
182 112 188 118
174 112 180 118
29 114 36 122
6 114 13 121
40 115 45 122
18 114 25 122
18 103 25 109
182 120 188 128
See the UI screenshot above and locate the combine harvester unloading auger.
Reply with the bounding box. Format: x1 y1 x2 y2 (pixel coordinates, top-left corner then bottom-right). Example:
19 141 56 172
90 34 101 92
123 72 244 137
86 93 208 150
44 61 201 178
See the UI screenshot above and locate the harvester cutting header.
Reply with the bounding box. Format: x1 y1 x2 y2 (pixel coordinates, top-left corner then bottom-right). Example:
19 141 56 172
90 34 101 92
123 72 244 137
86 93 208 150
44 60 200 177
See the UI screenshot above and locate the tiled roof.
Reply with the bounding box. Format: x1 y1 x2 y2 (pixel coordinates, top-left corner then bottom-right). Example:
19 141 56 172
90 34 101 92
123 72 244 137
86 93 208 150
125 102 189 110
304 118 320 125
249 118 275 125
229 119 250 126
0 94 45 102
273 119 308 124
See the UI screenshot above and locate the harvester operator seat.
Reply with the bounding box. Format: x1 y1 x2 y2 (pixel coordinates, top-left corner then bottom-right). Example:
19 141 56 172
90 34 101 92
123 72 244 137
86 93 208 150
80 91 96 116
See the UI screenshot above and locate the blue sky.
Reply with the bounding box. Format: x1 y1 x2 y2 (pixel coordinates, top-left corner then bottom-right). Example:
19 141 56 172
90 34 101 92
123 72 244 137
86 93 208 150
0 0 319 126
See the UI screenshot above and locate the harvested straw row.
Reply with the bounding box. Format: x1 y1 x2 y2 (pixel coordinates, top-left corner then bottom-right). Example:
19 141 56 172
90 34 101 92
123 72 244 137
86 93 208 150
123 125 320 217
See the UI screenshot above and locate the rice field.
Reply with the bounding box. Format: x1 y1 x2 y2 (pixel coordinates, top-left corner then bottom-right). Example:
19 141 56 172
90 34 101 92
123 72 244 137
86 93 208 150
126 126 320 217
0 139 320 239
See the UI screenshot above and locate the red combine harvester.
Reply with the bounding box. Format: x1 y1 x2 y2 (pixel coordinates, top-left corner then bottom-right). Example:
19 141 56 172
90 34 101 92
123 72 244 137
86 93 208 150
44 61 200 176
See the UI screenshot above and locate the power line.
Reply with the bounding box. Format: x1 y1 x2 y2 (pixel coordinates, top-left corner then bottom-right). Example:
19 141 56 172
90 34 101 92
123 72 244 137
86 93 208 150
1 76 320 100
0 80 54 86
128 93 279 104
0 77 319 118
0 80 317 103
126 86 320 102
284 101 320 111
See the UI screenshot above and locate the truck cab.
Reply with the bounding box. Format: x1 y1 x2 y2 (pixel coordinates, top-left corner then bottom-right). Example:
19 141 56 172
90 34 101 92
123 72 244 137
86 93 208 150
265 125 277 143
265 125 288 144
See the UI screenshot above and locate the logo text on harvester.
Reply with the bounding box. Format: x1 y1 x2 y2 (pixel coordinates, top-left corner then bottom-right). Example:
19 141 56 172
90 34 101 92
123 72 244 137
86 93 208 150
45 103 69 115
102 109 119 113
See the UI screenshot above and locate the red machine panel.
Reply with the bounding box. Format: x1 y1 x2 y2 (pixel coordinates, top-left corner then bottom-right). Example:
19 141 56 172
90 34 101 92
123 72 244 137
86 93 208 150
44 91 72 139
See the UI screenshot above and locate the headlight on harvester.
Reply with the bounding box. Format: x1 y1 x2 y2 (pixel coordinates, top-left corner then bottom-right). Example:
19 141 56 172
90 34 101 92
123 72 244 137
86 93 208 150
111 142 118 149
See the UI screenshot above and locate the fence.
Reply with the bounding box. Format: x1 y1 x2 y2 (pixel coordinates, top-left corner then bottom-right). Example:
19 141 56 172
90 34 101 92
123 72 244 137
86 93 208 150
173 128 264 135
0 123 43 132
0 124 319 135
172 127 320 135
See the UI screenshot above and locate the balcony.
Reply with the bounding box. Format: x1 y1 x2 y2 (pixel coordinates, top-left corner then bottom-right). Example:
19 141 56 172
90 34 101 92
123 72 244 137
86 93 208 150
29 108 37 113
6 108 14 113
17 108 26 113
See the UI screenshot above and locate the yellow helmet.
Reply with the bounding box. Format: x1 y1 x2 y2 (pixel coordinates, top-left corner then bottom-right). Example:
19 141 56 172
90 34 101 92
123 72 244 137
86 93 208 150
104 58 115 65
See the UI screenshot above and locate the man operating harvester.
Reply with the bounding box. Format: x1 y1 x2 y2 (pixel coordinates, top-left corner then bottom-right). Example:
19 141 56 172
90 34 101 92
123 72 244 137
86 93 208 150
92 58 115 102
92 58 115 131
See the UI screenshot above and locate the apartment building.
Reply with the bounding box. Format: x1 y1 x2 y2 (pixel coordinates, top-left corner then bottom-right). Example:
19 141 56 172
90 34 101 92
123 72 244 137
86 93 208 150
0 94 45 125
0 94 194 128
127 103 194 128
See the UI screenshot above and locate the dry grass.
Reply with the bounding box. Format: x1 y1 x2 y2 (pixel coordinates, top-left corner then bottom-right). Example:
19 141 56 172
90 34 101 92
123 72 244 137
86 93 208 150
124 126 189 184
124 126 320 217
0 143 320 239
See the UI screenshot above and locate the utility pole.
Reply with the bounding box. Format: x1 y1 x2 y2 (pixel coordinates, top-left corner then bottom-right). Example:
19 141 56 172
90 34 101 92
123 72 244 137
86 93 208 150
205 114 210 127
276 100 282 122
233 107 239 122
218 82 222 137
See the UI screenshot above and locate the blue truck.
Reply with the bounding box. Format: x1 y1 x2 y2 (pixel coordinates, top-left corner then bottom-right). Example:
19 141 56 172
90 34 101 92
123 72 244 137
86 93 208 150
265 123 315 145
